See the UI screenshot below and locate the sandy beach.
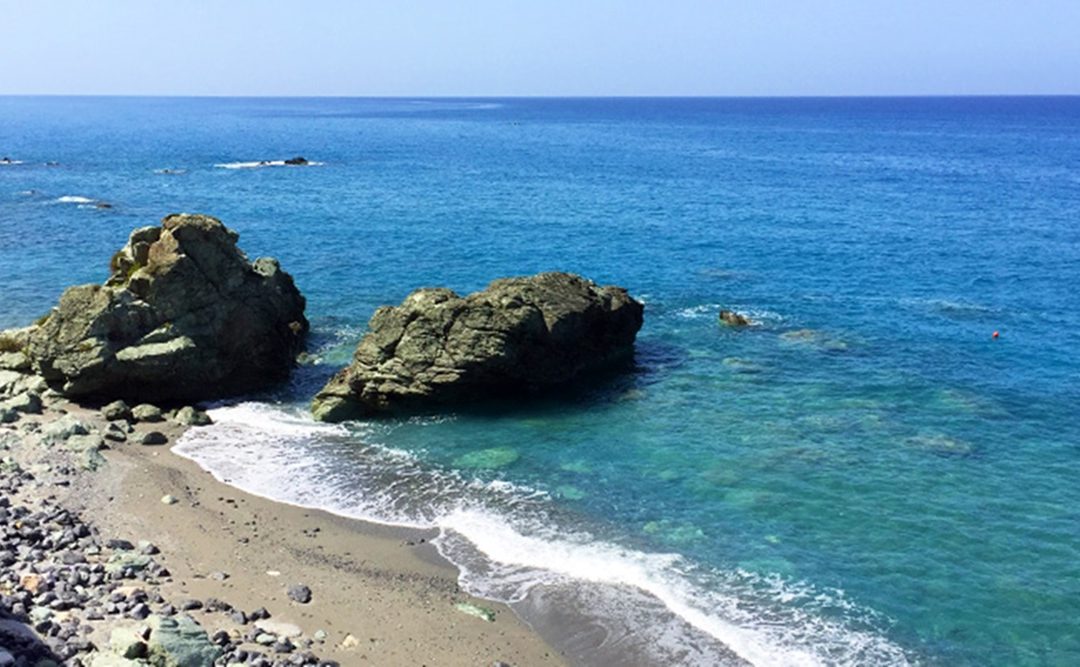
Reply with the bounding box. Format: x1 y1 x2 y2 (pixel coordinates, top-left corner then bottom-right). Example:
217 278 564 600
0 396 565 666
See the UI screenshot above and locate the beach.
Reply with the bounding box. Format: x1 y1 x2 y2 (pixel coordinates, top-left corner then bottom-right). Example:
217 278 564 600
0 395 565 666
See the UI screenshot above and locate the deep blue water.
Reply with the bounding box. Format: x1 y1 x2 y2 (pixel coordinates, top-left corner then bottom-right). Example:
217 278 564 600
2 96 1079 666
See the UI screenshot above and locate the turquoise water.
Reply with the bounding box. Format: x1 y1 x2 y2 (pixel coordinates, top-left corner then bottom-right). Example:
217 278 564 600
2 96 1079 665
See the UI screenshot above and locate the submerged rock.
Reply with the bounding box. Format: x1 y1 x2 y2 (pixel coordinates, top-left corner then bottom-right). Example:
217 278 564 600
718 309 752 327
311 272 643 421
16 213 308 403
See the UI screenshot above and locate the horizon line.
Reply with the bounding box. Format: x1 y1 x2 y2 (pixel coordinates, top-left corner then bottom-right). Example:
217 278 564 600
2 93 1079 100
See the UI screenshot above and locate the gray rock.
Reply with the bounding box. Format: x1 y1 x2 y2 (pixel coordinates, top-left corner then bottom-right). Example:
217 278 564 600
146 614 221 666
0 391 42 414
286 584 312 604
102 399 132 421
312 272 643 421
0 407 16 424
105 552 152 574
719 309 752 327
40 415 90 444
0 350 31 372
140 431 168 446
0 367 47 400
109 625 149 659
104 422 128 442
131 404 163 423
172 406 211 426
19 214 308 403
66 433 106 452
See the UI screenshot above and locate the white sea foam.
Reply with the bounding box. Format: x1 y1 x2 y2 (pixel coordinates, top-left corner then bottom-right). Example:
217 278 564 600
174 402 914 667
0 159 24 165
674 304 784 325
214 160 325 169
56 195 95 204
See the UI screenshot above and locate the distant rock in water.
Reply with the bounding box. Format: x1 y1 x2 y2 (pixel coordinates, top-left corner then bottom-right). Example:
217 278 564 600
283 156 309 165
13 213 308 402
312 272 644 421
718 309 752 327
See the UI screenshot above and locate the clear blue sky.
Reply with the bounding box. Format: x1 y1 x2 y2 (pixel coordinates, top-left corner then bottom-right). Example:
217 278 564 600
2 0 1078 96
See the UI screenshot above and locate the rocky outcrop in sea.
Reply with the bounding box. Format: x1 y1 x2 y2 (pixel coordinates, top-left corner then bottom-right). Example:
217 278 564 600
312 272 644 421
3 214 307 404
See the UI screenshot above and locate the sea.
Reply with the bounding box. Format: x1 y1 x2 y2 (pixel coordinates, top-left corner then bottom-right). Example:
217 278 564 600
2 96 1078 666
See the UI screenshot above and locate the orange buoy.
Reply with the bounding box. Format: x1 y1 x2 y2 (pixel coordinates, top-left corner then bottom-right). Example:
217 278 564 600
992 330 1000 339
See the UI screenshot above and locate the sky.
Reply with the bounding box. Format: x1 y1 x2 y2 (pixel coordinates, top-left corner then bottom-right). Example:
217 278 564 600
1 1 1078 96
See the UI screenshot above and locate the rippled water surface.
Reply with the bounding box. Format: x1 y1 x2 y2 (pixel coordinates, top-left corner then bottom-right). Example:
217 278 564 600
2 96 1080 666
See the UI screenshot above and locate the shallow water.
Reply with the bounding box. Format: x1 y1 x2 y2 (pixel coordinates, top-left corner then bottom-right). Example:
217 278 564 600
2 96 1079 665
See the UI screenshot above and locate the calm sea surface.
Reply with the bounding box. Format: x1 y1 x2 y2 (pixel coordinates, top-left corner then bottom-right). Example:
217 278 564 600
2 96 1079 666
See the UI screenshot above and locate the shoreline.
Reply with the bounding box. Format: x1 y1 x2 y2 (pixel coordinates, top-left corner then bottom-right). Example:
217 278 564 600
0 394 566 666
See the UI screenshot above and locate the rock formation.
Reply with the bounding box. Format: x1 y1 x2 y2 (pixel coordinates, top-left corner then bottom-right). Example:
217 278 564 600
719 309 752 327
312 272 644 421
7 213 307 403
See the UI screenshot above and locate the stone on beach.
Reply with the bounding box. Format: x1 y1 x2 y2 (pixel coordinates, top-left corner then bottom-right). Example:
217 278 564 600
287 583 312 604
140 431 169 446
102 399 132 421
146 614 221 666
13 213 308 403
312 272 644 421
131 403 163 423
172 405 211 426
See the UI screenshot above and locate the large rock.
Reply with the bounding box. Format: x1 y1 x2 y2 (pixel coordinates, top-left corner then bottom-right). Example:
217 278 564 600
14 214 308 402
312 272 643 421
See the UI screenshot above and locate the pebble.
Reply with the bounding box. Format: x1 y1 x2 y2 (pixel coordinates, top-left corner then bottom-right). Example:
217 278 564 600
140 431 168 446
131 403 164 422
161 495 178 505
287 583 312 604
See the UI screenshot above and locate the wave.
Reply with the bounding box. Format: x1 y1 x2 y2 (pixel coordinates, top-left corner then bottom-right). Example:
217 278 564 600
174 402 914 667
56 195 96 204
0 159 24 166
214 159 325 170
673 304 785 325
899 297 1003 320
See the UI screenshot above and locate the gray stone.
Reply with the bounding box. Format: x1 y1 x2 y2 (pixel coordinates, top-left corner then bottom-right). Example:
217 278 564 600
146 614 221 667
0 407 16 424
0 350 30 372
109 626 149 659
172 406 211 426
286 584 312 604
104 422 128 442
140 431 168 446
19 214 308 403
131 404 163 423
66 433 106 452
1 391 42 414
102 399 132 421
104 552 152 574
40 415 90 444
312 272 643 420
